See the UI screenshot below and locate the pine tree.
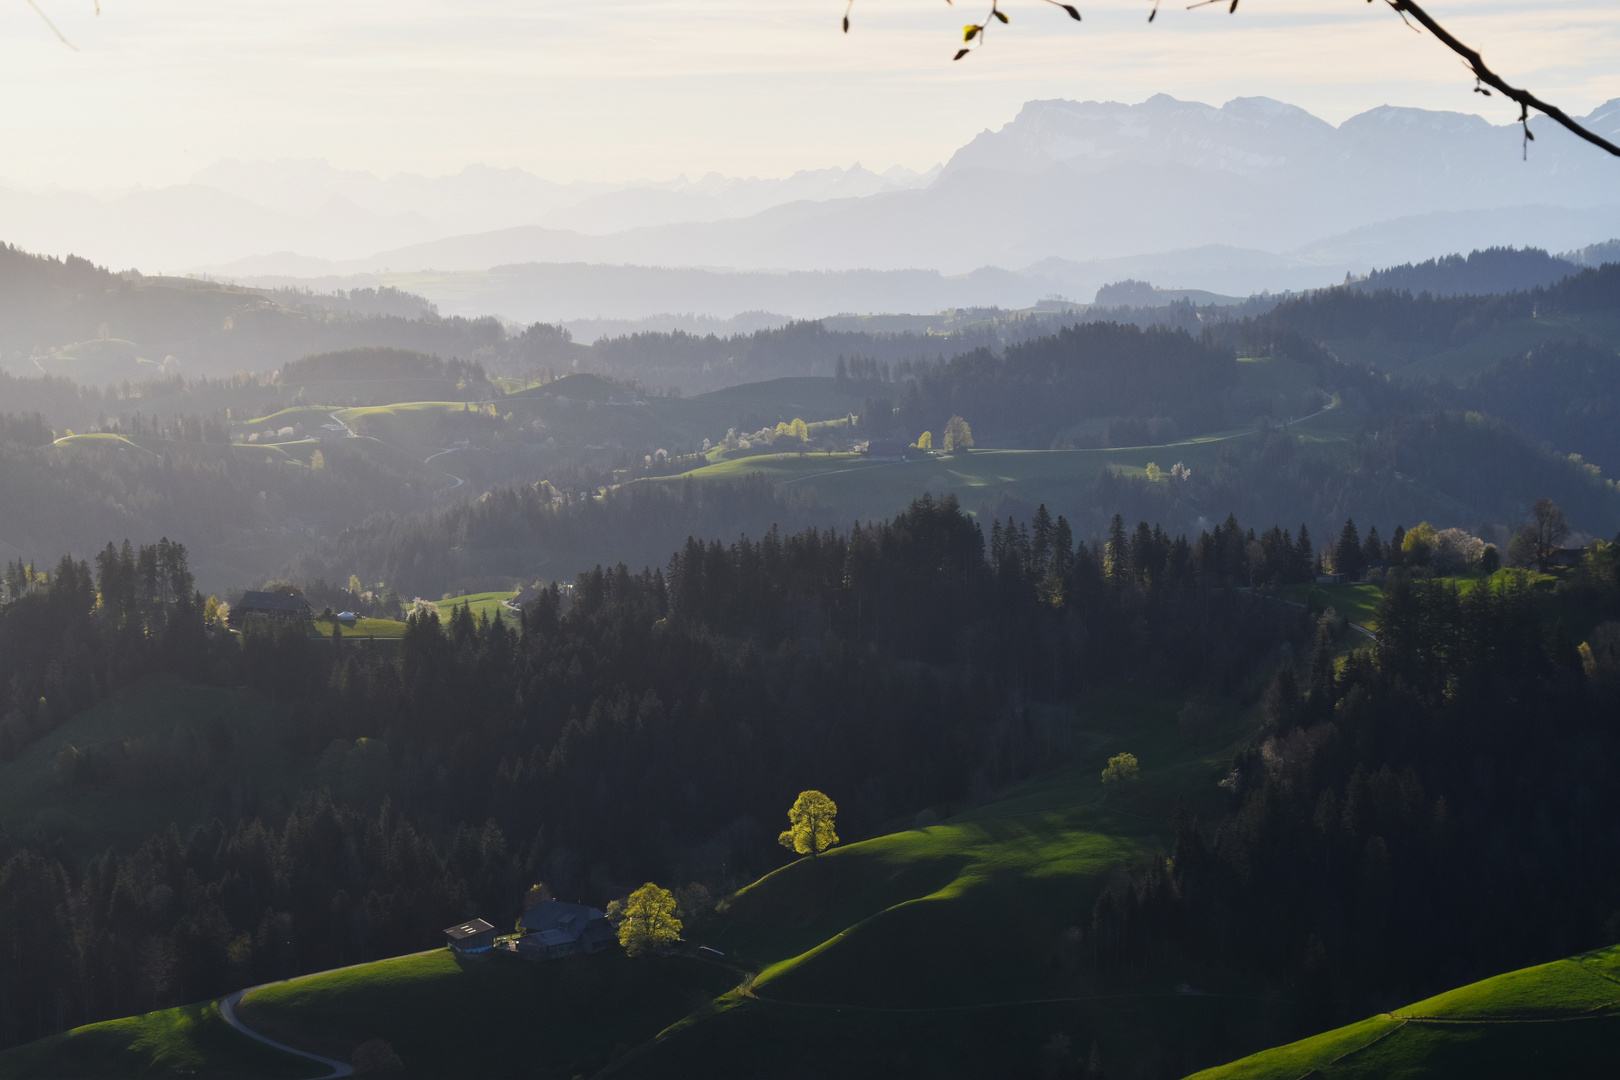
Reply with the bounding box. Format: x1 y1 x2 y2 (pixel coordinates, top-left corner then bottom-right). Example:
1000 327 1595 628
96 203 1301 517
1335 518 1364 579
1362 526 1385 569
1295 524 1314 583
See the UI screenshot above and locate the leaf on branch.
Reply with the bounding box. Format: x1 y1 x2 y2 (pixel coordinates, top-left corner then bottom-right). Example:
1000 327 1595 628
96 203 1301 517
994 9 1009 22
842 15 850 32
1229 0 1239 11
963 23 981 40
1061 5 1082 20
953 47 971 59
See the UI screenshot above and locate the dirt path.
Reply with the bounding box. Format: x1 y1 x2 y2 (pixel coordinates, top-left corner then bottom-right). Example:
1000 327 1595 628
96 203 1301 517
219 988 354 1079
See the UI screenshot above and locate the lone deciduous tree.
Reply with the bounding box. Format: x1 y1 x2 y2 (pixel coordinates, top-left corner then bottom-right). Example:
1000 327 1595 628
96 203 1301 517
617 882 683 956
1101 752 1140 786
943 415 974 452
779 789 840 857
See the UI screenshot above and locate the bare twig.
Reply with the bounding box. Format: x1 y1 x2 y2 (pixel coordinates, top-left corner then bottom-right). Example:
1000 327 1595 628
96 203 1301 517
1382 0 1620 159
26 0 79 51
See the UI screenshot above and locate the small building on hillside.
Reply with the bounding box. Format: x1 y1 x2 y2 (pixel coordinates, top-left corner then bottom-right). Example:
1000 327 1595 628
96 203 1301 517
1547 547 1587 569
516 901 615 960
444 918 497 956
229 591 313 630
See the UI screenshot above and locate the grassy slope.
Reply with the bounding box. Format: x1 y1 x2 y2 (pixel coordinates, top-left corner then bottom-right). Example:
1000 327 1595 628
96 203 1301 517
1278 570 1560 634
234 949 737 1080
0 675 313 857
1187 945 1620 1080
651 406 1352 526
617 690 1291 1080
310 592 518 640
435 590 518 622
0 1001 317 1080
312 616 407 639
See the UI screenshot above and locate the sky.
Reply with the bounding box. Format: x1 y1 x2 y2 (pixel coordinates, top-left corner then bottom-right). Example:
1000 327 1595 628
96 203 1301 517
1 0 1617 189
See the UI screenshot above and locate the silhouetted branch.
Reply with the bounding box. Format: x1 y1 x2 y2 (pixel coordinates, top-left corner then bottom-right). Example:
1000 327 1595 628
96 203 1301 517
1384 0 1620 160
841 0 1619 161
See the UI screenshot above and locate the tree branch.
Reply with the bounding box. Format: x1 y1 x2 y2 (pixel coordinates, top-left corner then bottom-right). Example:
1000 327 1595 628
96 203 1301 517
1387 0 1620 159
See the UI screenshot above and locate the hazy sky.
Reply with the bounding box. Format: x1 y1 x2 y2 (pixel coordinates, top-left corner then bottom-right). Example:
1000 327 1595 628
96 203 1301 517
2 0 1616 189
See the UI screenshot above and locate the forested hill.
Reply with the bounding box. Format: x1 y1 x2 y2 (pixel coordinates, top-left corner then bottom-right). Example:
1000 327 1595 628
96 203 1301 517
1256 261 1620 366
0 499 1305 1047
0 244 504 384
1351 246 1581 297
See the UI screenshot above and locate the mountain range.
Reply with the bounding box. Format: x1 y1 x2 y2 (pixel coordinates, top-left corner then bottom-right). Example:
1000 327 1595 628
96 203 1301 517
4 93 1618 320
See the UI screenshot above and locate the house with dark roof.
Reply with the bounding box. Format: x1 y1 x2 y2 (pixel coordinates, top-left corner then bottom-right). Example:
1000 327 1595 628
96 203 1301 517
444 917 497 956
229 591 312 630
515 901 615 960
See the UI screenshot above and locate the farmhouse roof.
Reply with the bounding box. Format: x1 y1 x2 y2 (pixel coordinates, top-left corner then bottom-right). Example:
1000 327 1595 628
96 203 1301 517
519 900 605 936
237 591 311 613
443 918 495 941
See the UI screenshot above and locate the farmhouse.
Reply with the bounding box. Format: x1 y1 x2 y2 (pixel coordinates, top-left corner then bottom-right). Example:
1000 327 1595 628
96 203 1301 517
515 901 615 960
444 918 497 956
229 591 313 629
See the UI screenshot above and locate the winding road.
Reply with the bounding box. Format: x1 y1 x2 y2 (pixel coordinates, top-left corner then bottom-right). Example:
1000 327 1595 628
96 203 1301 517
219 987 354 1079
423 446 466 489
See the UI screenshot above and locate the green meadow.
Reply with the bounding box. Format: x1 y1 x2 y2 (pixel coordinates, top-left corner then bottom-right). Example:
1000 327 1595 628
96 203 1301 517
616 688 1287 1078
1188 945 1620 1080
235 949 736 1079
435 589 518 622
651 404 1352 525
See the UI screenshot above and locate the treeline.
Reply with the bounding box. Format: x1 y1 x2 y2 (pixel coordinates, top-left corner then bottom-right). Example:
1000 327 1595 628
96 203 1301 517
1093 549 1620 1037
0 499 1307 1045
277 346 489 387
1351 246 1579 297
294 476 837 600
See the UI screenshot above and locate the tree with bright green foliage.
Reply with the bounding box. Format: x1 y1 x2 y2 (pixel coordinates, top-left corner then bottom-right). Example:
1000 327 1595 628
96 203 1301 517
1101 752 1140 786
915 430 932 450
616 882 683 956
1401 521 1437 568
1145 462 1162 482
943 415 973 451
779 789 840 857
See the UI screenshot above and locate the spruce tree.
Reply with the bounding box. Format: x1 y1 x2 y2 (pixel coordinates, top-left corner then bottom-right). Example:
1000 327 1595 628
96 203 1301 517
1335 518 1365 579
1362 525 1385 569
